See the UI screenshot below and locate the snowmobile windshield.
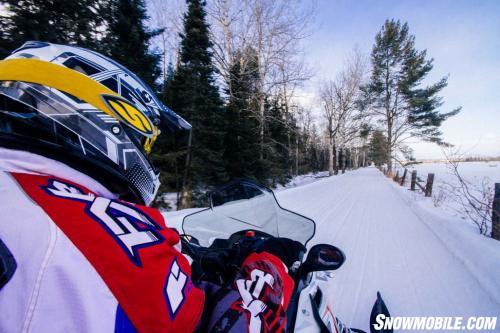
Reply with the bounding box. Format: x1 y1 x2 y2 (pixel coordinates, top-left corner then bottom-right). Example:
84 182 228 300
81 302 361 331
182 179 316 247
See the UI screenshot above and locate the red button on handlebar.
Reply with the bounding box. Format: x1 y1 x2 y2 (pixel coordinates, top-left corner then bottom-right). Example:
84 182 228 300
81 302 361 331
246 230 255 237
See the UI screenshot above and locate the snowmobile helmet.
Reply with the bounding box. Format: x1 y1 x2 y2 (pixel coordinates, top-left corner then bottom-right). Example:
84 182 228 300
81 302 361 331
0 41 191 205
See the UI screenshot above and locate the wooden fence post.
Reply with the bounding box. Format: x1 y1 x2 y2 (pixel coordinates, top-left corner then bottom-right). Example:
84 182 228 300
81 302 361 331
425 173 434 197
400 169 407 186
394 170 399 182
492 183 500 241
410 170 417 191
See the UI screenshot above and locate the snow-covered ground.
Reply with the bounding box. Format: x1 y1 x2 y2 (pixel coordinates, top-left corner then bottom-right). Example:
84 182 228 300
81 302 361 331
156 192 179 211
275 171 330 191
394 161 500 235
164 167 500 332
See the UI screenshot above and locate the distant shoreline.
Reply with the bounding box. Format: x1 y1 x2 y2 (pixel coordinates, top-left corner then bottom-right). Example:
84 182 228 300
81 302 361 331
415 157 500 163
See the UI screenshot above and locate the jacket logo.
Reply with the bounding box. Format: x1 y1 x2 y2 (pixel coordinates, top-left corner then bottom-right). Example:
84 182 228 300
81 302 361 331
43 179 163 266
101 94 154 137
164 259 188 319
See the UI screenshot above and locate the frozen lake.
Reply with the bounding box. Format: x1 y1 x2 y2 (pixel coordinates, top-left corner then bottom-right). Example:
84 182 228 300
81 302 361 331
400 161 500 186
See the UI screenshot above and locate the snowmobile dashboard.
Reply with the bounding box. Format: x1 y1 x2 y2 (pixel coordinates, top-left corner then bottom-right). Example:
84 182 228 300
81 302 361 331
179 229 275 285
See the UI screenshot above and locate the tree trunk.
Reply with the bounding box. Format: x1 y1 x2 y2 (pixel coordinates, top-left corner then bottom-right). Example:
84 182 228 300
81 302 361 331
386 121 393 174
347 148 350 169
333 144 338 175
354 147 359 169
386 146 393 174
295 134 299 176
258 93 265 160
337 147 343 174
341 148 346 174
179 184 192 210
287 130 292 174
178 130 193 209
328 135 334 176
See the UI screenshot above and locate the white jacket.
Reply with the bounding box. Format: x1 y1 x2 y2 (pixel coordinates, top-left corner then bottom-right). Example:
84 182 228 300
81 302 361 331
0 148 204 333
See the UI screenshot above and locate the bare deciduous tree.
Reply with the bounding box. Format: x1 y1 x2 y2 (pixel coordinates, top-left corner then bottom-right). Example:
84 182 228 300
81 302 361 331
320 49 365 175
148 0 186 78
208 0 316 159
441 149 495 236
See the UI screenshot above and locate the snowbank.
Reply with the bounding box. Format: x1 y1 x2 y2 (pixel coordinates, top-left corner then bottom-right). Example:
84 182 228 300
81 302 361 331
390 180 500 307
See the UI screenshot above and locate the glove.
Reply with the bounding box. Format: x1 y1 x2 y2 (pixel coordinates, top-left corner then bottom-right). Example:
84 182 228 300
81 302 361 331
256 237 306 269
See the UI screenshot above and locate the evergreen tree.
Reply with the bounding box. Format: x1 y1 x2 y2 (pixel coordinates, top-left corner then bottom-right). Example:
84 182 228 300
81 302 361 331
167 0 225 207
223 49 261 180
151 130 185 209
0 0 107 58
361 19 460 172
165 62 175 85
358 123 371 167
307 124 324 172
150 60 182 206
151 62 183 208
264 98 292 185
0 13 13 58
160 61 176 105
368 130 389 166
103 0 161 88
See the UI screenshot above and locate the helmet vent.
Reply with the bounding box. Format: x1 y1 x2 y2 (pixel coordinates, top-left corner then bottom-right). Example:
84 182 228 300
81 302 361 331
125 162 155 204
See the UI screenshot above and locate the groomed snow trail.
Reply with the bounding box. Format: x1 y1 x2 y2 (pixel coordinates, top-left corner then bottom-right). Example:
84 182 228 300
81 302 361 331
275 167 500 332
164 167 500 332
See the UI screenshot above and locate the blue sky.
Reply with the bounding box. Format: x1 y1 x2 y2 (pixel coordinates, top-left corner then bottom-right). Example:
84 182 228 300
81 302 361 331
301 0 500 159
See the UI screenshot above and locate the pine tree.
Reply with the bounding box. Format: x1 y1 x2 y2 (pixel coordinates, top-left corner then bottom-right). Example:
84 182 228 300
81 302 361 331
0 13 14 58
264 98 292 185
151 60 182 206
368 130 389 166
160 61 176 103
167 0 225 207
361 19 460 172
307 124 324 172
103 0 161 88
0 0 108 58
165 62 175 85
151 62 182 207
223 49 261 180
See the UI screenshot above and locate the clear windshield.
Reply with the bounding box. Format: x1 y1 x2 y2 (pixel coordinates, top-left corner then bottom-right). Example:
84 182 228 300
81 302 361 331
182 180 315 247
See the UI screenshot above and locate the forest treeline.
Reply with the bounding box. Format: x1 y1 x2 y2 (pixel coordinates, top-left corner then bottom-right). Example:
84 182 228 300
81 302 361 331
0 0 458 209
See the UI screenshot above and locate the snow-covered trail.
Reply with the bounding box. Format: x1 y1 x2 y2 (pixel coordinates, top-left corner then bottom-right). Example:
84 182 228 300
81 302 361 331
275 167 500 331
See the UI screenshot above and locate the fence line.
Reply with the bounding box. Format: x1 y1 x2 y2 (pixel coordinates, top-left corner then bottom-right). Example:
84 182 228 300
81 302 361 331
379 166 434 197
